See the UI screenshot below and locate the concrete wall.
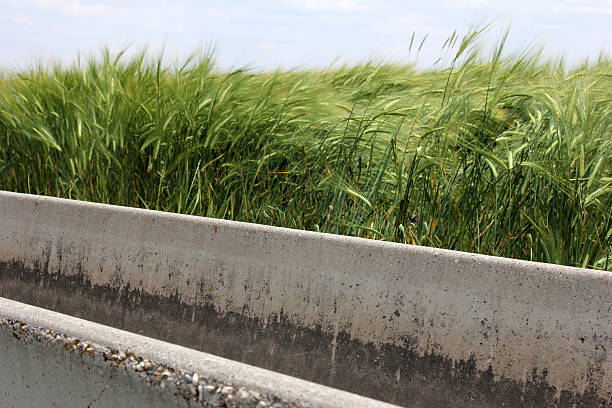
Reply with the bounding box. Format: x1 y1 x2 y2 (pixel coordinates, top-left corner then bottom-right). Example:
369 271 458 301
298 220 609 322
0 190 610 407
1 297 395 408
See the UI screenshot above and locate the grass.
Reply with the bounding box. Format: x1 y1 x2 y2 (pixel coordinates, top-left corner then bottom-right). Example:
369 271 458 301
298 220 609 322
0 28 610 271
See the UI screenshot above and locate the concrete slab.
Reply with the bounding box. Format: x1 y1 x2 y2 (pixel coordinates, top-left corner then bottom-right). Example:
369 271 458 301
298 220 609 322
1 297 398 408
0 190 610 406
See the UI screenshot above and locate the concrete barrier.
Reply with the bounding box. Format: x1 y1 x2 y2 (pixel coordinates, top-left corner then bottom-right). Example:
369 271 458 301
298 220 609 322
0 190 610 407
1 297 397 408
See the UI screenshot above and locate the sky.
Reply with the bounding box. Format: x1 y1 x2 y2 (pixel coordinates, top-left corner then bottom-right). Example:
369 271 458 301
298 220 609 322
1 0 611 71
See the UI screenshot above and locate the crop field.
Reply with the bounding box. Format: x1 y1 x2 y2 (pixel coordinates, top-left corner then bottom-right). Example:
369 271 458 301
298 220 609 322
0 30 610 270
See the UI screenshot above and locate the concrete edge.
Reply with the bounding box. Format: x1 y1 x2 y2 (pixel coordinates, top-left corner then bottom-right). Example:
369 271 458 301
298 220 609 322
2 190 605 277
0 297 399 408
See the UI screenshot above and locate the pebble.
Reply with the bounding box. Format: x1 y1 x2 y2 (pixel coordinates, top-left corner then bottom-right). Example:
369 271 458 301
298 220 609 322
135 361 147 371
234 387 253 404
197 385 205 402
192 373 200 386
249 390 261 400
142 360 154 370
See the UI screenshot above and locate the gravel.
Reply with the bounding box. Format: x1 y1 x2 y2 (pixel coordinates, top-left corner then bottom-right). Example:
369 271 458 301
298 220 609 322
2 318 291 408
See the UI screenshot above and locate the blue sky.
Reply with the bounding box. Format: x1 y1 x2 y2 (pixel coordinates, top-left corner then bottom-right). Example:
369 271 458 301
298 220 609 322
1 0 611 70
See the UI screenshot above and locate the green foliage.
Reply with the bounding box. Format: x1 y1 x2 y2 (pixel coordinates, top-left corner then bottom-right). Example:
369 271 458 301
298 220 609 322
1 33 610 271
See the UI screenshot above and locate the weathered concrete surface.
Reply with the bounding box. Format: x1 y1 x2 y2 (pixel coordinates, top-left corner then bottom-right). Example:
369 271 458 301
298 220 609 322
0 190 610 407
1 297 396 408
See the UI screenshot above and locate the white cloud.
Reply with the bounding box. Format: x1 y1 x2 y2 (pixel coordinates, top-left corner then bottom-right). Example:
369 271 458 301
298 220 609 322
3 14 33 25
447 0 489 6
286 0 364 12
366 12 429 35
258 42 282 51
41 0 109 16
4 0 112 17
551 0 612 14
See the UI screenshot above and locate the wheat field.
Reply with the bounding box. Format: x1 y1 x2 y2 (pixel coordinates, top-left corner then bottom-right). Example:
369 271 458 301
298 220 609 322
1 29 610 270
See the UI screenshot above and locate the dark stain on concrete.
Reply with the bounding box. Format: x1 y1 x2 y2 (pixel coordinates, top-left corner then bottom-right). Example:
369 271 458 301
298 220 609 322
1 259 610 407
